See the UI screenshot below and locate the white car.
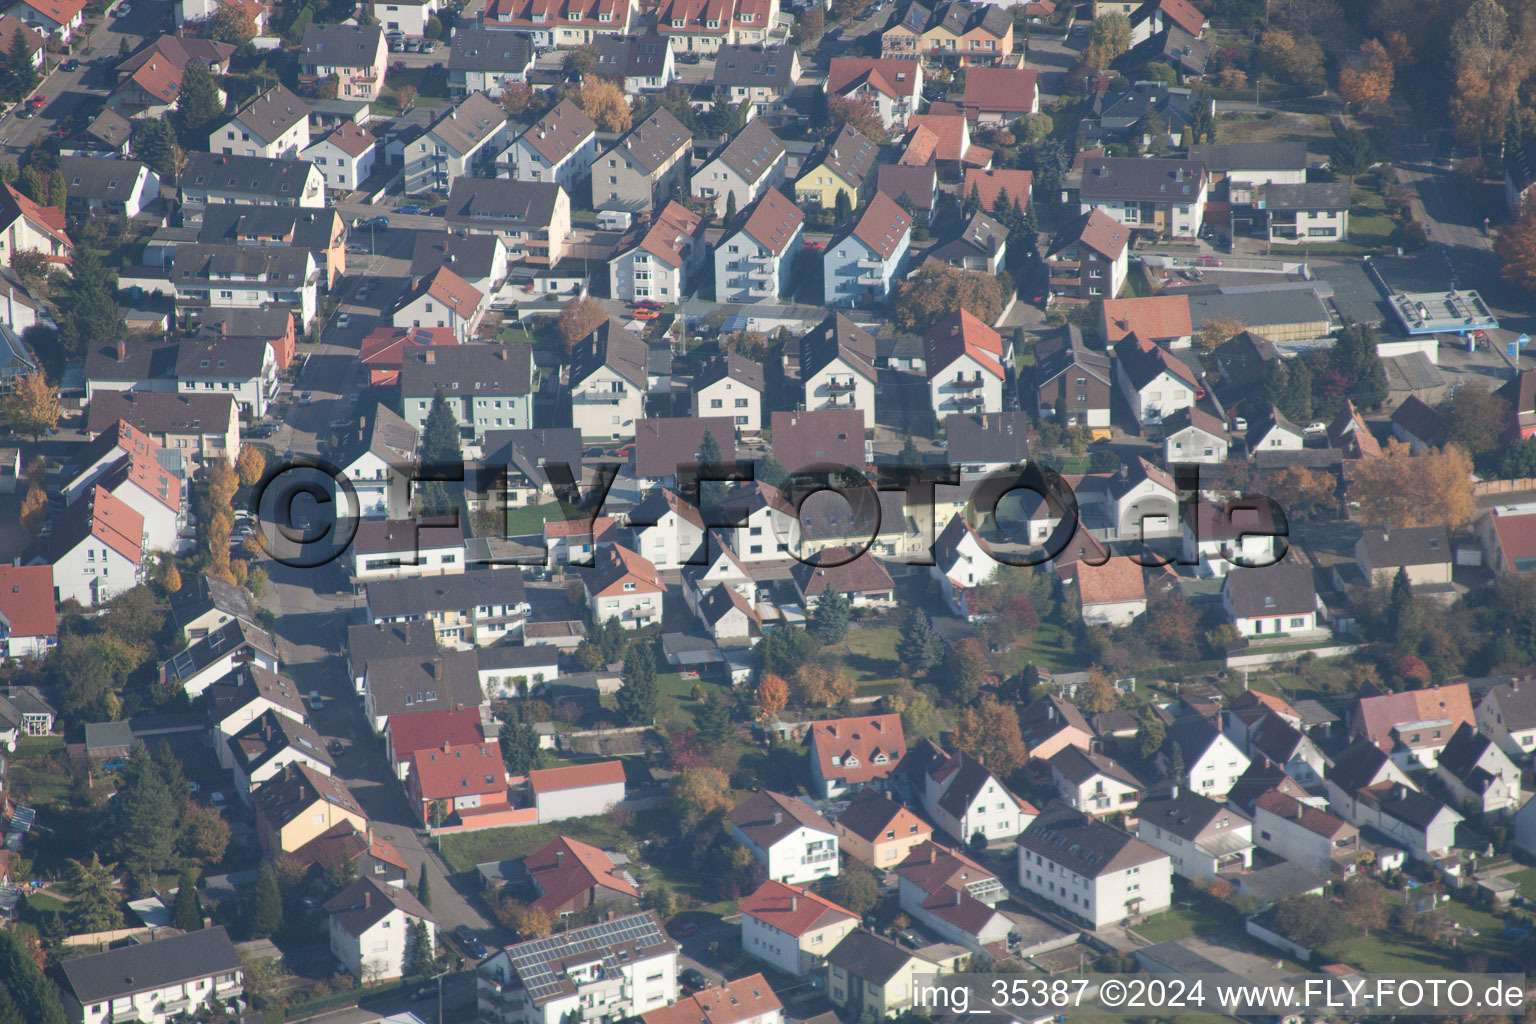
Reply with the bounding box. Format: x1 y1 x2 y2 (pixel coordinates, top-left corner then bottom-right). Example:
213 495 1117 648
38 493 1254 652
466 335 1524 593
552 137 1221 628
208 791 226 810
337 313 351 329
309 690 324 711
1302 421 1328 435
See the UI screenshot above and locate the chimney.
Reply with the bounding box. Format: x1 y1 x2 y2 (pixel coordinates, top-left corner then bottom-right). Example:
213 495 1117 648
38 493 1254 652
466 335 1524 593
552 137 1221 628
498 348 508 360
443 739 452 753
556 850 565 868
432 656 443 679
1169 784 1178 799
365 890 372 908
424 349 436 364
790 895 798 911
117 339 127 361
772 810 783 825
928 848 936 864
953 888 962 906
1294 802 1303 821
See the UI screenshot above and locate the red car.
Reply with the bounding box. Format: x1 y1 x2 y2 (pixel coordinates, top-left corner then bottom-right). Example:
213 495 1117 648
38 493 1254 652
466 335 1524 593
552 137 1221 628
633 300 664 311
632 307 660 321
26 96 45 109
615 443 637 457
802 240 826 251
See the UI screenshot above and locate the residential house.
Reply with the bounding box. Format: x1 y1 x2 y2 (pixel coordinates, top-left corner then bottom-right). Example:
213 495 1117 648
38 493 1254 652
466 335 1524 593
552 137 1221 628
480 0 635 44
1046 208 1129 304
569 319 647 441
796 125 878 213
594 32 676 93
835 791 932 866
300 24 388 101
407 741 510 827
961 66 1038 123
34 486 143 606
1250 787 1359 874
174 336 278 419
1067 555 1146 626
0 17 43 76
0 566 58 660
718 481 801 563
823 192 911 308
1390 395 1447 453
1351 682 1474 770
207 663 307 770
11 0 83 40
108 34 234 119
284 820 410 890
1247 406 1305 453
1478 509 1536 575
894 842 1011 954
923 211 1007 275
170 243 319 328
1082 82 1204 148
904 108 990 174
943 411 1030 473
398 344 535 441
478 425 583 508
0 183 70 268
886 1 1014 66
632 415 739 490
1161 406 1230 464
641 976 781 1024
170 572 257 639
411 231 508 295
1050 744 1144 817
449 27 535 96
230 710 334 800
793 548 894 608
253 762 368 854
391 264 486 343
475 912 675 1024
1476 675 1536 759
1326 743 1462 862
84 108 133 154
404 92 509 196
799 314 877 430
1136 787 1252 881
522 834 640 917
1435 722 1521 816
655 0 771 53
1016 803 1172 928
180 152 326 211
1353 526 1451 588
373 0 442 36
826 930 956 1019
609 199 707 303
876 163 937 223
1080 156 1208 238
1102 294 1194 349
741 880 857 976
504 99 597 192
528 761 627 822
693 353 763 433
1163 718 1250 800
593 108 690 213
335 403 419 520
630 489 706 570
1327 398 1383 459
925 308 1007 417
920 743 1036 842
1033 325 1112 432
304 122 379 192
59 927 242 1024
1113 334 1199 429
82 446 182 554
1181 500 1283 581
188 205 349 294
365 571 529 649
359 645 485 734
350 518 467 585
386 707 491 781
691 120 786 218
826 57 924 130
161 618 278 699
1255 182 1350 244
59 156 159 219
326 877 435 981
444 177 571 265
584 544 665 629
714 186 803 302
931 514 999 620
809 713 906 798
213 86 311 159
728 789 840 884
711 44 799 114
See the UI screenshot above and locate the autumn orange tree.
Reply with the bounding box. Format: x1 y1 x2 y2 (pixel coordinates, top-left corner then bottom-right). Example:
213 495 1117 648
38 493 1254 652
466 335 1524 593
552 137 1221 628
1337 39 1394 111
1498 204 1536 291
1265 464 1335 519
1 372 58 440
18 485 44 534
893 264 1005 333
954 699 1028 776
1349 440 1475 531
555 296 608 353
827 97 885 144
577 79 633 133
236 444 266 487
792 662 856 708
755 673 788 721
1194 315 1246 352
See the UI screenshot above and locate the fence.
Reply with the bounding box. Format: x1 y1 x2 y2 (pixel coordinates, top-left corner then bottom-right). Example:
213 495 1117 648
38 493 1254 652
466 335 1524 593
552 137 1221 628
1473 478 1536 496
1226 643 1361 669
62 926 157 948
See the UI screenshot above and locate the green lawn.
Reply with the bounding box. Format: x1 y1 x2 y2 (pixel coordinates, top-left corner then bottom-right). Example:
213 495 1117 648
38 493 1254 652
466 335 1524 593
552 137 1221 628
438 814 633 875
505 502 565 538
1016 618 1088 675
1504 866 1536 901
1133 903 1228 944
842 623 902 686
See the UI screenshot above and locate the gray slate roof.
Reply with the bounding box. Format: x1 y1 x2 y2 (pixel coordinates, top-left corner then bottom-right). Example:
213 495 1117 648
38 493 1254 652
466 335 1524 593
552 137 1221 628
62 926 241 1005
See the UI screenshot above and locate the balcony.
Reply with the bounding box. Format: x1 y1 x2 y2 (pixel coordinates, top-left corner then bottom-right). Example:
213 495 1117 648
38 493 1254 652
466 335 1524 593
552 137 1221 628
801 849 838 865
857 272 885 285
951 378 985 390
573 392 623 406
825 380 857 393
954 394 984 409
856 258 884 270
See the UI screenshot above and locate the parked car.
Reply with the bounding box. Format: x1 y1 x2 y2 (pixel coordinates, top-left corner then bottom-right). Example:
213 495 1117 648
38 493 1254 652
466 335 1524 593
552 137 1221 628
679 969 707 989
1303 421 1327 435
398 204 423 215
208 791 226 810
455 925 489 959
327 739 344 757
632 307 660 321
26 96 44 109
299 391 313 404
309 690 324 710
337 312 351 329
363 215 389 228
248 422 278 438
61 59 79 71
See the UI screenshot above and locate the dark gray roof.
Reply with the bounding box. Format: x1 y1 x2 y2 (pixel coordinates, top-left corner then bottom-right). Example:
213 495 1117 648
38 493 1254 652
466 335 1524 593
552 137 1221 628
1187 141 1306 173
446 177 562 226
1162 717 1227 766
84 337 178 384
195 204 340 252
367 571 526 621
800 313 876 382
364 648 484 718
1389 395 1446 446
1049 745 1143 789
1081 155 1204 203
1136 787 1240 841
594 31 671 79
1328 739 1394 793
1034 324 1110 389
1015 802 1166 877
226 85 311 143
347 620 438 679
569 319 647 391
712 44 796 91
694 353 763 394
1435 722 1496 782
183 152 318 201
338 402 418 470
943 412 1030 464
815 124 879 190
398 344 533 398
325 876 432 937
410 231 504 281
188 305 295 341
60 155 150 202
449 26 534 73
174 337 269 380
1485 678 1536 732
231 709 332 774
301 23 384 69
1257 182 1349 211
62 926 241 1005
172 242 314 283
170 573 258 630
729 790 834 847
925 210 1007 263
162 619 276 684
477 644 559 670
605 107 689 175
481 427 583 491
1357 525 1448 570
713 120 784 182
1377 787 1452 829
825 930 921 985
1222 563 1316 618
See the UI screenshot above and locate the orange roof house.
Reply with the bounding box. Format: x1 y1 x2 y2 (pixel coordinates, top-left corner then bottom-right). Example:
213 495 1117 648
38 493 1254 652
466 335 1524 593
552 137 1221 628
523 834 640 916
924 308 1005 380
1351 683 1473 752
406 741 509 826
1100 294 1193 346
642 975 781 1024
808 714 906 797
963 167 1033 215
1071 556 1147 626
907 109 991 167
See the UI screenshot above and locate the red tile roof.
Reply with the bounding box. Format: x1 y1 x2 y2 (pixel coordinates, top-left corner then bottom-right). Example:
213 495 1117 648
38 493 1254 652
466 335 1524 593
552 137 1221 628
827 57 921 99
410 742 507 800
2 184 69 253
1102 295 1192 344
0 565 56 640
1074 556 1146 607
388 708 487 768
1489 511 1536 574
962 67 1038 116
315 121 375 158
17 0 84 26
849 191 911 261
642 974 782 1024
585 544 665 598
963 167 1033 215
638 200 704 268
809 714 905 787
1352 684 1472 750
793 548 895 599
526 834 639 913
1158 0 1206 36
739 879 857 937
122 451 180 511
899 124 940 166
907 113 970 162
924 308 1004 379
89 486 144 564
529 759 625 793
736 186 803 256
